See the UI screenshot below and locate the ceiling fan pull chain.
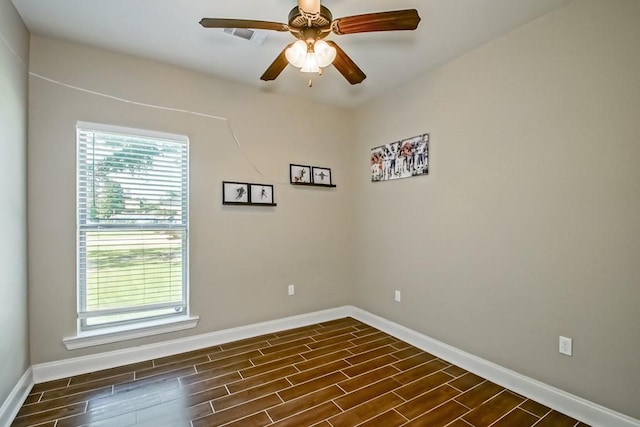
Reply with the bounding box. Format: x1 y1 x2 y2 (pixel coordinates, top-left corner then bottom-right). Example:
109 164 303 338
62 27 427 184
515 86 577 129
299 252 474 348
309 79 313 88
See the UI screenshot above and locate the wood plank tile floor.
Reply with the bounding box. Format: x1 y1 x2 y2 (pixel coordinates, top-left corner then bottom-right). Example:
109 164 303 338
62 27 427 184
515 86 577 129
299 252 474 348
12 318 591 427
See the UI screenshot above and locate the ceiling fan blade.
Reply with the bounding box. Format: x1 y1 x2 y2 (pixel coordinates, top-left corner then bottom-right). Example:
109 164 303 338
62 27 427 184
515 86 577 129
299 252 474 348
199 18 288 32
260 45 291 81
326 41 366 85
332 9 420 35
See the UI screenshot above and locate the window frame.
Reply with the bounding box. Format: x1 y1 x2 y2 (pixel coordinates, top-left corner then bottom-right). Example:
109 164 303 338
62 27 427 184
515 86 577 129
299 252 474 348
76 121 191 334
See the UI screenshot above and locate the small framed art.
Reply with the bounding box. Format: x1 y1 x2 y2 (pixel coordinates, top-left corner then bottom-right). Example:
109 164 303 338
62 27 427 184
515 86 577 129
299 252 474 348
250 184 275 205
290 164 312 184
222 181 249 204
312 167 332 185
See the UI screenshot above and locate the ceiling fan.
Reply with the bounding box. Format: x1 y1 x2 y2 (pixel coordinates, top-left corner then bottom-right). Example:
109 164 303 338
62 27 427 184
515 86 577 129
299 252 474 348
200 0 421 85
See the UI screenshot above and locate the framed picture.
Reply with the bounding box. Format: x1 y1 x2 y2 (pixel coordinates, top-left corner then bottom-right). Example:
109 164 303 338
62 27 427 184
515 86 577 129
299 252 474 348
222 181 249 204
250 184 274 204
312 167 332 185
290 164 312 184
371 133 429 182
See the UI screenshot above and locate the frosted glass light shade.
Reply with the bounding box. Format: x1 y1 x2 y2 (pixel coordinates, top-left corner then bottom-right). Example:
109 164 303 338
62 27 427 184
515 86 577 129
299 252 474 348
285 40 308 68
314 40 336 68
300 52 320 73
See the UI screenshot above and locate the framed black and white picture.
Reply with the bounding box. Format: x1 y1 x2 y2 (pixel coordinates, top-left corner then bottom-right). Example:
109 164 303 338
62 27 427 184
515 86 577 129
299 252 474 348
290 164 312 184
250 184 274 205
371 133 429 182
222 181 249 204
312 167 332 185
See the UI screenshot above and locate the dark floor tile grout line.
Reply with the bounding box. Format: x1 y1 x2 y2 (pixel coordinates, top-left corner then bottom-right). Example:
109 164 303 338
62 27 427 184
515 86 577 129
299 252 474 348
414 396 469 425
486 403 522 427
453 396 474 412
448 418 473 427
199 383 282 416
268 389 345 426
531 414 551 427
394 408 411 425
391 390 407 403
223 384 231 397
519 404 547 419
16 389 113 420
297 349 355 367
283 376 294 388
330 390 404 426
265 409 275 425
449 381 467 393
454 377 491 397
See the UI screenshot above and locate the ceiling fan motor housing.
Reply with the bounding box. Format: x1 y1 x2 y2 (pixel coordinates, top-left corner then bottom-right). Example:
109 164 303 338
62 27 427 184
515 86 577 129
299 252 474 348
288 5 332 31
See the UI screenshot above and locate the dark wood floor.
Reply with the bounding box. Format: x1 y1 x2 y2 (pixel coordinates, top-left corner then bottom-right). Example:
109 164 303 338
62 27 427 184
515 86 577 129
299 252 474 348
12 318 590 427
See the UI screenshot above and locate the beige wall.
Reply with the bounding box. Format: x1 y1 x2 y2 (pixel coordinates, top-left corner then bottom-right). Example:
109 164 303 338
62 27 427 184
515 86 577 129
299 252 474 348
352 0 640 419
0 0 30 406
27 35 354 364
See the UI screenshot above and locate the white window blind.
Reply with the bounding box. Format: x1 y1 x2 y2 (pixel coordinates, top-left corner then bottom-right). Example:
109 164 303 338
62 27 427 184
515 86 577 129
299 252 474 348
77 122 188 330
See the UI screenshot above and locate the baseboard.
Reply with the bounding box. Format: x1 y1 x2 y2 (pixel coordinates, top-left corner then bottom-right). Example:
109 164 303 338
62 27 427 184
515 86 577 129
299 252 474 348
349 307 640 427
32 306 351 383
29 305 639 427
0 368 33 427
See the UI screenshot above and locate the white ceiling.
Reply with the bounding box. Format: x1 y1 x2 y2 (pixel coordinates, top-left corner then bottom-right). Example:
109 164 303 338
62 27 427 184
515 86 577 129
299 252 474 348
12 0 570 108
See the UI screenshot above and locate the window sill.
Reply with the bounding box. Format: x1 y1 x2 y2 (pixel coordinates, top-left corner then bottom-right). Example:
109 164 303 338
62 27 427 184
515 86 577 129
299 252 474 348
63 315 200 350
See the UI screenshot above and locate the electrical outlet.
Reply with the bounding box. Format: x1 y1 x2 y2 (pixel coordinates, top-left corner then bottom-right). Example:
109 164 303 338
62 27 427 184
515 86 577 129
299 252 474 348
288 284 295 296
394 290 401 302
559 336 572 356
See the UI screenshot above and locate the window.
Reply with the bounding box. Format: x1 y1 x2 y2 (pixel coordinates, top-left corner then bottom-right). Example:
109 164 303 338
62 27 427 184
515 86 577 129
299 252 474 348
77 122 189 331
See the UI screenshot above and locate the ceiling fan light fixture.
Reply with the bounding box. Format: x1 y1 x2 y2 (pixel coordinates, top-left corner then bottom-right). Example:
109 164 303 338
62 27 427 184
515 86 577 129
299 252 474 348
300 51 320 73
314 40 336 67
285 40 308 67
286 39 336 73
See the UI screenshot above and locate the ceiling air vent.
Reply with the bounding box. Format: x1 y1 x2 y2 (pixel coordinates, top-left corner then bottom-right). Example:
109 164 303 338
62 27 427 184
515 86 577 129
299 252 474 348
223 28 268 45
